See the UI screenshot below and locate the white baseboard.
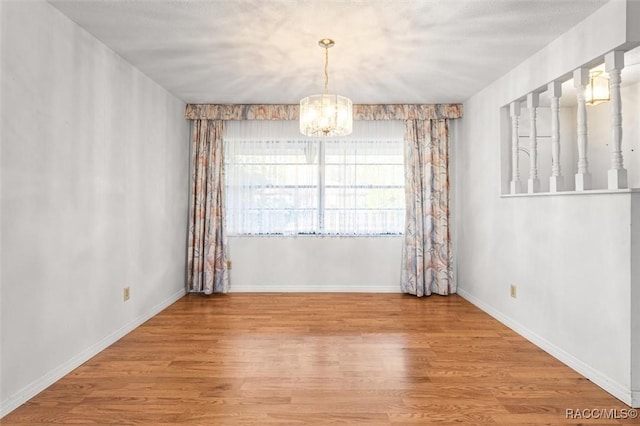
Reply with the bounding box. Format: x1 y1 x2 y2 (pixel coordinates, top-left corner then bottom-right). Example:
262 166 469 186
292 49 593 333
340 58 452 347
633 391 640 408
0 288 186 418
457 288 636 408
230 283 401 293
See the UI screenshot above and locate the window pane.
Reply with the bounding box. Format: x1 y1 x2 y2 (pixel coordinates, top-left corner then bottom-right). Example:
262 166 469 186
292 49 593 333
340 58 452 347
224 120 405 236
225 139 319 235
325 165 404 186
325 187 404 209
323 139 405 235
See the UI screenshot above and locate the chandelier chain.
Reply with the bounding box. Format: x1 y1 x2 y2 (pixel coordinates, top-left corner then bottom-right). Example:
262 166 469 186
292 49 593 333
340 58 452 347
324 45 329 94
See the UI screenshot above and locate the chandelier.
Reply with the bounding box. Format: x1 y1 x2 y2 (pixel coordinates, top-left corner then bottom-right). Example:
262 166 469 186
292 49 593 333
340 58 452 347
585 70 610 106
299 38 353 137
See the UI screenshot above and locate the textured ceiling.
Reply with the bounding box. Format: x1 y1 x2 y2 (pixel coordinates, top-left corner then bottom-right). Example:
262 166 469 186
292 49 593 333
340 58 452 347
48 0 608 104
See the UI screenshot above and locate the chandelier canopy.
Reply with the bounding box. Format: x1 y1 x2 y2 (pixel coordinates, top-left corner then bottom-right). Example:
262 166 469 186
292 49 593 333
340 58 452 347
299 39 353 137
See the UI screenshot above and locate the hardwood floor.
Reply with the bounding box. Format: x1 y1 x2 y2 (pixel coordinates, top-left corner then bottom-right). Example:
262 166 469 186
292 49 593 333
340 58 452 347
3 293 638 425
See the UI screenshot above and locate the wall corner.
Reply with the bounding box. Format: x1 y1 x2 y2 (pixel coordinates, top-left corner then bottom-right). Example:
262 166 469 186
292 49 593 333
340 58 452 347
630 193 640 406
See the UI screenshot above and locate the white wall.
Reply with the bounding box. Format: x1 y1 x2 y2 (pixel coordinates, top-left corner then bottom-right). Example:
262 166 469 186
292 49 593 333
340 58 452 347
632 193 640 404
0 1 190 416
228 236 403 292
456 0 639 407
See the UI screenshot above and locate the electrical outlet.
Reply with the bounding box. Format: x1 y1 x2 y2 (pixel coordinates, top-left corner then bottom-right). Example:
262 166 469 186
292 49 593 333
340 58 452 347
226 260 232 270
123 287 130 301
510 284 517 299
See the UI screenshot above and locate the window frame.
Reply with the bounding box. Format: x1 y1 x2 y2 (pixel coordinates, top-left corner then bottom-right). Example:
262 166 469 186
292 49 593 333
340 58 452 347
224 136 405 237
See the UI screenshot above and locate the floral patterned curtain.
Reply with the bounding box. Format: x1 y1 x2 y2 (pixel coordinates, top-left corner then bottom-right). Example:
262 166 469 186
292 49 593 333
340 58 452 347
401 119 454 296
187 120 229 294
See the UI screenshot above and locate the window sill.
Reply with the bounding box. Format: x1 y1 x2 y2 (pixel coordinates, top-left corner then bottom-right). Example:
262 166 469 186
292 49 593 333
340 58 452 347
227 234 404 238
501 188 640 198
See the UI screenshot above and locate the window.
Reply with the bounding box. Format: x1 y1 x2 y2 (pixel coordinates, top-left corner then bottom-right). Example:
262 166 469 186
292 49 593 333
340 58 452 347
224 120 405 236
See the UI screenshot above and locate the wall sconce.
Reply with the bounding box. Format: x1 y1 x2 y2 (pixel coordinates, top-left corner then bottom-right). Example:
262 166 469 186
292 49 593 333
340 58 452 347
585 70 610 106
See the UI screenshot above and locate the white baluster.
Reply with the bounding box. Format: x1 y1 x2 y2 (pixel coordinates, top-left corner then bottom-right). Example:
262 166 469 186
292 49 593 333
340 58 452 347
510 101 521 194
574 68 591 191
527 93 540 193
605 51 628 189
548 81 563 192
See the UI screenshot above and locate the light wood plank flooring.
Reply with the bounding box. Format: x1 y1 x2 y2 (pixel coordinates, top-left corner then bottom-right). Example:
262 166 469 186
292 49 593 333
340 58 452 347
3 293 638 425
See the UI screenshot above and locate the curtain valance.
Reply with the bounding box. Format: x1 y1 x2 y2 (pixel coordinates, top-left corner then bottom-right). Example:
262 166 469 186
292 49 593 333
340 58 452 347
184 104 462 121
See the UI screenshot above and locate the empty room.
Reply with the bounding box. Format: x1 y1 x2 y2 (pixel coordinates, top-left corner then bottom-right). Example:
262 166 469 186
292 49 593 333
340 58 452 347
1 0 640 424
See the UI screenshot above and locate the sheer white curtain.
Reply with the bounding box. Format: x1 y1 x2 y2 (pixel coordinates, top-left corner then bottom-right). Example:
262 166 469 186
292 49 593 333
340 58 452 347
224 120 404 236
224 130 319 235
